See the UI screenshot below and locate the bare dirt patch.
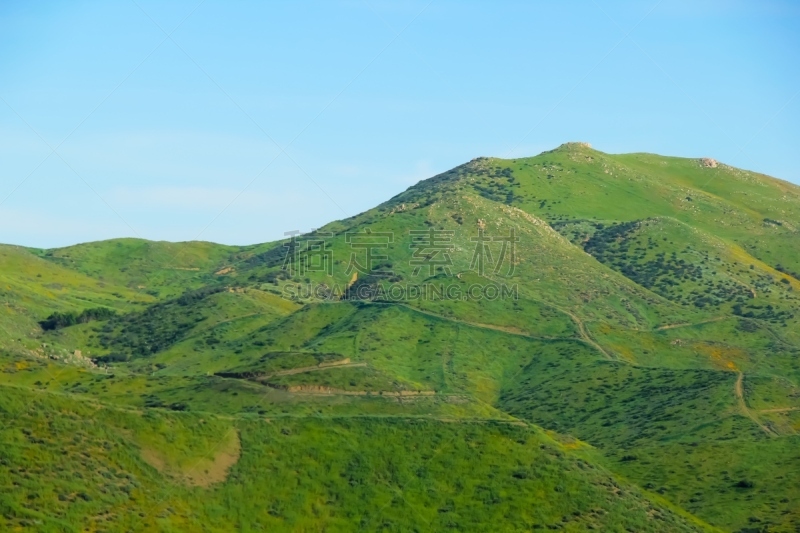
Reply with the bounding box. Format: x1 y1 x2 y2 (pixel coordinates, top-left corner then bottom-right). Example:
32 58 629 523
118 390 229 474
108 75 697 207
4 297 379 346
141 429 241 488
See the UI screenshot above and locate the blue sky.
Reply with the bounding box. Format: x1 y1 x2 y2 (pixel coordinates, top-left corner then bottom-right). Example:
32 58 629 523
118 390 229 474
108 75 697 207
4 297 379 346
1 0 798 248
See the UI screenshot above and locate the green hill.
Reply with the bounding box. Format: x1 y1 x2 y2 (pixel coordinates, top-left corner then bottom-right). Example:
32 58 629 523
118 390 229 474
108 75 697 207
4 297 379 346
1 143 799 532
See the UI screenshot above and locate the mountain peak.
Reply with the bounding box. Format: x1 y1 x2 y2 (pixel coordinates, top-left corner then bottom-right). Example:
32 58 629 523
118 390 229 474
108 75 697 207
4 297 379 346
556 141 593 150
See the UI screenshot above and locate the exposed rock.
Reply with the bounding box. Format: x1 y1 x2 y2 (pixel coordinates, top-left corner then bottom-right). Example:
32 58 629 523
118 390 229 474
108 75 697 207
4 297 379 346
700 158 718 168
561 142 592 149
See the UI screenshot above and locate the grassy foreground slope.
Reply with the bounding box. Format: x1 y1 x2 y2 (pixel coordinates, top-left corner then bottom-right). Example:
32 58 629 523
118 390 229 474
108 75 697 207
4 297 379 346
2 143 800 531
0 386 710 533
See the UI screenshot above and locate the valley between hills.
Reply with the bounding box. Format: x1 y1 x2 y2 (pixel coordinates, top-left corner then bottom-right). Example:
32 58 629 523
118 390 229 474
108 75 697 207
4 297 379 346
1 142 799 532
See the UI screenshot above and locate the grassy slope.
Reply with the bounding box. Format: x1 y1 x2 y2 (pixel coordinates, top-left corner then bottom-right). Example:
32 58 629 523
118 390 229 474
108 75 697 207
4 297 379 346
504 144 800 325
0 245 153 359
0 386 711 533
237 180 690 333
2 143 800 531
36 238 245 299
498 340 800 531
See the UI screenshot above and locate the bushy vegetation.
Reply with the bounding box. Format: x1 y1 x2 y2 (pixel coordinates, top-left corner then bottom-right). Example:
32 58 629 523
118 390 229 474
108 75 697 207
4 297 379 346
2 143 800 531
39 307 117 331
96 286 226 358
554 216 799 329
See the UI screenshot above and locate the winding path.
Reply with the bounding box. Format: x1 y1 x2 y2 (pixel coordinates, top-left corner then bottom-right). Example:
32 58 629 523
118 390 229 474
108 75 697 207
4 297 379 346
398 303 615 361
734 372 777 437
654 316 727 331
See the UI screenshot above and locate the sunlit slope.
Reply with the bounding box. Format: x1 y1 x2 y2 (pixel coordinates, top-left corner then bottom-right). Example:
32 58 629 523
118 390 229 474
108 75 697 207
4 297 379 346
556 216 799 310
210 302 582 403
0 245 152 349
39 286 300 369
555 216 800 364
2 143 800 532
236 186 689 331
476 143 800 282
235 144 800 331
77 299 579 406
499 143 800 231
38 238 252 298
0 386 711 533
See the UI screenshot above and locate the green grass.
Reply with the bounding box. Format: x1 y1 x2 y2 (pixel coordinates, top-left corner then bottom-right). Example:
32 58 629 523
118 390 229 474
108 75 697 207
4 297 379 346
264 365 409 393
498 339 800 532
2 143 800 531
36 238 244 299
0 386 711 533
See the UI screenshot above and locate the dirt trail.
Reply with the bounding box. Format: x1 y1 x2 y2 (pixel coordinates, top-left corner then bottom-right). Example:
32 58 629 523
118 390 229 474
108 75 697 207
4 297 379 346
654 316 727 331
399 303 614 361
734 372 777 437
0 380 527 426
398 304 562 341
560 308 614 361
258 360 367 379
283 386 438 397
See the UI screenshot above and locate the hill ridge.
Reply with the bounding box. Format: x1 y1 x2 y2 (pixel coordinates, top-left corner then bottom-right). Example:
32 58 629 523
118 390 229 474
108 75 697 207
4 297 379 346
1 143 799 532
